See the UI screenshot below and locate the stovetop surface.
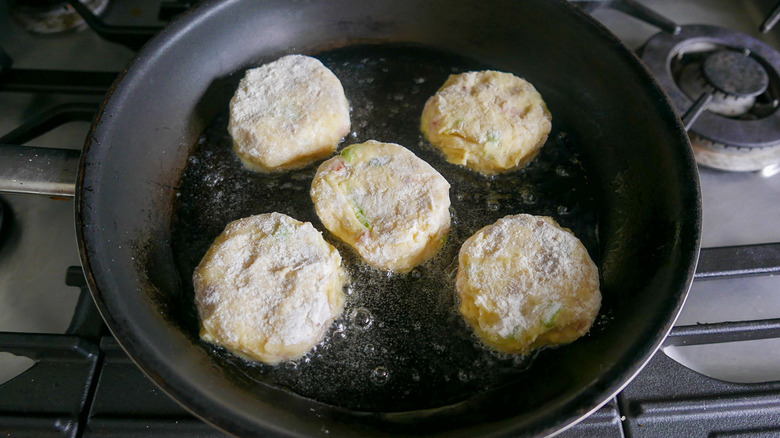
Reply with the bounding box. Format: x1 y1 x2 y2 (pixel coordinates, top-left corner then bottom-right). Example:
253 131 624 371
592 0 780 386
1 0 780 437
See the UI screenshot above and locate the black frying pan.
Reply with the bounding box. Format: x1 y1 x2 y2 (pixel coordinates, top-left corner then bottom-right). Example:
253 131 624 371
76 0 701 436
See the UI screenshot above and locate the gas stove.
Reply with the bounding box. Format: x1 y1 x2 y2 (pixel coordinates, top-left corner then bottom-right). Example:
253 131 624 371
1 1 780 437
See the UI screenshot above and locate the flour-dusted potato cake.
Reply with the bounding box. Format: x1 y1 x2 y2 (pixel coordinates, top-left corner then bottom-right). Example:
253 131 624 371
193 212 345 364
421 70 552 175
311 140 451 273
457 214 600 354
229 55 351 172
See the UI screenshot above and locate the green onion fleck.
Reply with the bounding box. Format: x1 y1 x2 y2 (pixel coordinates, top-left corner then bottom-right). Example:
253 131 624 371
353 202 371 229
272 223 291 240
347 186 371 230
542 304 563 328
340 144 362 163
487 129 502 143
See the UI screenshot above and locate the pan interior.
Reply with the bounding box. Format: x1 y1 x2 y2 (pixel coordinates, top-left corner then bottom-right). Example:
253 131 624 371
170 44 602 412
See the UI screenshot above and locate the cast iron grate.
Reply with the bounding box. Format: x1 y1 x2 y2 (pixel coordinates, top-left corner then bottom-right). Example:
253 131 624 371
3 254 776 437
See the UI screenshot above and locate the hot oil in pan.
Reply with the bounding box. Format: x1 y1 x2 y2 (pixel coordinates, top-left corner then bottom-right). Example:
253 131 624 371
171 45 599 411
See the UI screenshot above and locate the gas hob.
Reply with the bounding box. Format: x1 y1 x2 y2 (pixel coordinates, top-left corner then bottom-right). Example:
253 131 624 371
1 1 780 436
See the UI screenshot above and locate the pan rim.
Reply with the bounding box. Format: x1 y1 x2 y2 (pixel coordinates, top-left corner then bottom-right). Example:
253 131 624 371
75 0 702 436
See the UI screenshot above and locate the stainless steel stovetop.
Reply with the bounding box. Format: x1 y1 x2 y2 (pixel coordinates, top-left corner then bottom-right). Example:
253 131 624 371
1 0 780 436
590 0 780 385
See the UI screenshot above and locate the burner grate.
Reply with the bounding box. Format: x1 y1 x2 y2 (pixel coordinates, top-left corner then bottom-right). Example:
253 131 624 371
641 24 780 171
0 332 100 437
619 353 780 437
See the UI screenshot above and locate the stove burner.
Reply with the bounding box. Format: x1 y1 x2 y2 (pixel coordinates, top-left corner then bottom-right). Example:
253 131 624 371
11 0 109 34
689 134 780 172
702 50 769 98
677 52 758 118
642 25 780 172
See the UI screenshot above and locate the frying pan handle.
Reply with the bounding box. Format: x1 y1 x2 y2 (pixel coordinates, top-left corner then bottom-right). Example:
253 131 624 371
571 0 680 34
0 144 79 197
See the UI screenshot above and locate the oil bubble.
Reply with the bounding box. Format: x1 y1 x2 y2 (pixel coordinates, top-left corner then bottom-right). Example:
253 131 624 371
371 366 389 386
174 47 602 412
557 205 569 215
555 165 569 177
350 307 373 330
